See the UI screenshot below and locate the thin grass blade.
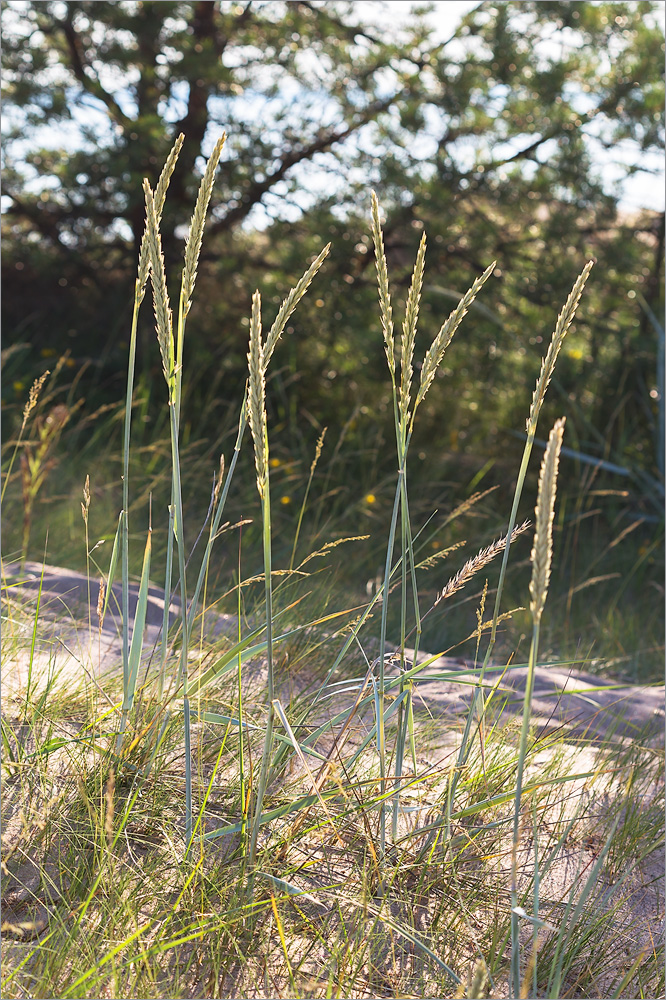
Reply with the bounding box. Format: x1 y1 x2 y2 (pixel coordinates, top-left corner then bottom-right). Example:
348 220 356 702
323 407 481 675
123 524 152 715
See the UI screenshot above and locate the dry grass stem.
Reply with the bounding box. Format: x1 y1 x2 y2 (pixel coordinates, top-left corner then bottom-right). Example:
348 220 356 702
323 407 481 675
213 454 225 508
80 474 90 526
434 520 530 606
527 261 594 432
530 417 566 622
143 179 173 381
104 767 115 848
264 244 331 367
415 539 466 571
182 134 226 314
370 191 395 378
310 427 327 476
137 133 185 296
248 290 267 495
22 371 50 425
400 230 427 421
416 261 496 408
444 486 499 526
96 578 106 633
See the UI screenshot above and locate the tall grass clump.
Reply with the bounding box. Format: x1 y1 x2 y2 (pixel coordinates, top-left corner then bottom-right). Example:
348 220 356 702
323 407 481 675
246 289 274 867
111 136 330 857
6 137 661 1000
510 416 566 996
370 193 497 851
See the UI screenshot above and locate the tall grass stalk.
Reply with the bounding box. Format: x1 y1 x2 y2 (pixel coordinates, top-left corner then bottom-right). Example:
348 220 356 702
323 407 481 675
1 370 50 505
130 138 225 844
246 291 275 869
443 262 594 852
371 192 495 853
484 261 594 664
119 134 183 748
510 416 566 995
168 136 226 847
141 174 198 842
237 525 248 850
184 242 330 643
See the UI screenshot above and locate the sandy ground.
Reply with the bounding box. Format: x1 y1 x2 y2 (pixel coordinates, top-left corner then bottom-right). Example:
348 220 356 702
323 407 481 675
2 561 664 995
3 561 663 744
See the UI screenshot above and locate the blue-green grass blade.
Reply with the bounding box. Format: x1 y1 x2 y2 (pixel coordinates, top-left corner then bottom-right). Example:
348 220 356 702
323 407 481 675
102 511 122 622
24 556 46 718
124 525 152 713
196 711 328 762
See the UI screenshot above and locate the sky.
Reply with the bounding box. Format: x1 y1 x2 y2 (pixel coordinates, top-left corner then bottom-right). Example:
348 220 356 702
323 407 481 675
378 0 665 214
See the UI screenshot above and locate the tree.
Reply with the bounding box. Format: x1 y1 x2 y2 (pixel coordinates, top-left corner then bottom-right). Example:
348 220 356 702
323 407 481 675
2 1 663 482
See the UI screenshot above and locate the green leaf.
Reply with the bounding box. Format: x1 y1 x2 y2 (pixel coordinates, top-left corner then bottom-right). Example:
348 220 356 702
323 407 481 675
123 526 151 713
102 511 123 622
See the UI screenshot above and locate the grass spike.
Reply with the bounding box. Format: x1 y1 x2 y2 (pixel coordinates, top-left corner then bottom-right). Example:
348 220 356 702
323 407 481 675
400 230 427 422
530 417 566 623
416 261 496 410
247 291 267 496
142 179 173 383
182 134 226 315
370 191 395 378
264 244 331 368
137 133 184 297
434 520 530 608
527 261 594 433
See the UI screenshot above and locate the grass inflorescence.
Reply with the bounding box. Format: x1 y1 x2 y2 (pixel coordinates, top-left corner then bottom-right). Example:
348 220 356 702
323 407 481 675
1 143 662 1000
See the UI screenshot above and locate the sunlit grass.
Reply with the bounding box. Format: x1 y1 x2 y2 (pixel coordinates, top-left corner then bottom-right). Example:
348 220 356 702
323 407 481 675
1 141 663 999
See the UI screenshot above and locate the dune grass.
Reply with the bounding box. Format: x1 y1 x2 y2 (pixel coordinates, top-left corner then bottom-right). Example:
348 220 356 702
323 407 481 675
1 141 663 999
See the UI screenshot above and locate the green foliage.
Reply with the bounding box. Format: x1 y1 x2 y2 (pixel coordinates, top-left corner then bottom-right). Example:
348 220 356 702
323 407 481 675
1 2 663 482
1 1 663 682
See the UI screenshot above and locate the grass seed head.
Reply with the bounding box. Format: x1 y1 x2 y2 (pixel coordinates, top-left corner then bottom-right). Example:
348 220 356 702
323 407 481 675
435 519 530 607
370 192 395 379
247 290 267 496
96 578 106 633
143 179 173 383
310 427 327 476
182 134 226 315
22 370 50 425
416 261 496 409
527 261 594 434
213 453 225 508
263 244 331 369
81 474 90 526
530 416 566 623
400 230 427 423
137 133 184 297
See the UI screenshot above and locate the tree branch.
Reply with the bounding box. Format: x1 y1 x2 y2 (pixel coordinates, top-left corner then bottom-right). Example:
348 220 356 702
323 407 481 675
55 4 132 130
209 94 400 234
